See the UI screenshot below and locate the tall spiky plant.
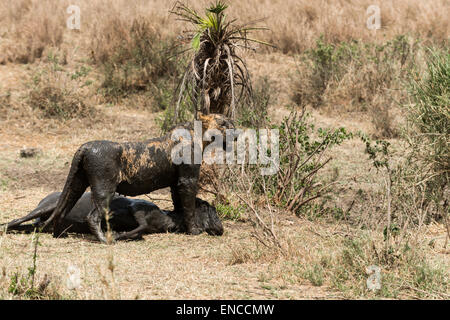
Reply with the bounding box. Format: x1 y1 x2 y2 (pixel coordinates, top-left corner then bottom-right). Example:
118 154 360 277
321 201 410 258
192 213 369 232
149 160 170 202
170 1 273 122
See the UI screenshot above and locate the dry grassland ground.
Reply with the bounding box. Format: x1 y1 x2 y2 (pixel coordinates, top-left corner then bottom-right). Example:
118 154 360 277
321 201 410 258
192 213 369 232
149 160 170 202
0 101 340 299
0 0 449 300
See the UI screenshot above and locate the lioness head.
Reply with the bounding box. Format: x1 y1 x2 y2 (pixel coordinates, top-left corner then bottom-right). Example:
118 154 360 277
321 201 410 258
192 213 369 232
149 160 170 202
198 113 235 151
198 113 234 133
197 113 234 153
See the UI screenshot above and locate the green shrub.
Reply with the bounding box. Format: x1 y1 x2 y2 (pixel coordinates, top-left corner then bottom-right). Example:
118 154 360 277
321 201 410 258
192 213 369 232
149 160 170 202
216 202 244 221
405 48 449 201
263 111 352 216
292 36 354 108
223 110 352 217
329 234 449 298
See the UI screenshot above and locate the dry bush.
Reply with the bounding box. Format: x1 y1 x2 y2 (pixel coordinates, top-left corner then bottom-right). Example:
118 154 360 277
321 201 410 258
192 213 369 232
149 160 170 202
27 53 95 120
211 107 449 298
0 90 43 123
0 88 45 123
91 15 182 103
29 86 91 120
236 77 274 129
87 0 182 65
208 0 449 54
369 95 398 139
0 92 12 120
201 110 352 221
349 130 448 251
291 36 422 138
234 111 351 216
200 110 352 259
349 49 449 234
162 0 449 54
225 203 449 299
89 15 131 66
84 0 179 41
405 49 449 206
326 232 449 298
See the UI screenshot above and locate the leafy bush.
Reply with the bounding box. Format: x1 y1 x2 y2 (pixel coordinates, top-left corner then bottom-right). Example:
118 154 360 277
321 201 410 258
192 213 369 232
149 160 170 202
292 36 349 108
258 111 352 216
292 36 352 108
405 48 449 203
215 110 352 217
216 203 244 221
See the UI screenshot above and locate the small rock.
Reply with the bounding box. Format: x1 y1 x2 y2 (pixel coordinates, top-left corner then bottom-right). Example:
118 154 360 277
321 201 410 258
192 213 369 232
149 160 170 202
20 147 42 158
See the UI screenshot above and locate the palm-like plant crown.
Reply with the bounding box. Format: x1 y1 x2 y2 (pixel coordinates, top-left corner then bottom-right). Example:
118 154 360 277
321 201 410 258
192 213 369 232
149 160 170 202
170 1 273 121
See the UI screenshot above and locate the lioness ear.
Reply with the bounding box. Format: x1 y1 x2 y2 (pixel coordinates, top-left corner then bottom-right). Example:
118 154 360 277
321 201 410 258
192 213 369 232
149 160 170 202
198 112 208 122
198 113 213 131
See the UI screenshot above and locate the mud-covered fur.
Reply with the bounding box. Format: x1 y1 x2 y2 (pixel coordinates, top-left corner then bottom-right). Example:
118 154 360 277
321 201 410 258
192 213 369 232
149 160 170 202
3 192 223 239
42 114 233 243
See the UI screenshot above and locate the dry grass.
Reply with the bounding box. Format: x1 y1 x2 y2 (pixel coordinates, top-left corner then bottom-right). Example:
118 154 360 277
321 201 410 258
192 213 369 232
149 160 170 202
289 35 427 138
1 0 447 64
86 0 447 54
0 0 65 64
1 101 448 299
252 0 449 53
0 0 448 300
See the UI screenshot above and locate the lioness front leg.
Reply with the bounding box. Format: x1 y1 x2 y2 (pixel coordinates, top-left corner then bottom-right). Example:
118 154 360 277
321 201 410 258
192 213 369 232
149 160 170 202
176 165 201 235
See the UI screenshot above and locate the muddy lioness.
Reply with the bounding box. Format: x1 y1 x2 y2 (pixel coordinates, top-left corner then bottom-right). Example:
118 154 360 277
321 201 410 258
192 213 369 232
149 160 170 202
42 113 233 243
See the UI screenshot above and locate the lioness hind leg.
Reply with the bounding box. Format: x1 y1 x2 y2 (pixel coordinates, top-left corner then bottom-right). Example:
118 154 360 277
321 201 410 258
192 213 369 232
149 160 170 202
88 190 116 244
51 173 88 237
86 208 107 243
